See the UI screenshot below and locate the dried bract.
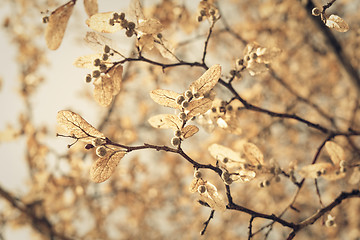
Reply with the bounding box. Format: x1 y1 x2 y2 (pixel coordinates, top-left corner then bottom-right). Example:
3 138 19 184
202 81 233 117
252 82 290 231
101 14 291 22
90 150 125 183
57 110 105 144
45 0 75 50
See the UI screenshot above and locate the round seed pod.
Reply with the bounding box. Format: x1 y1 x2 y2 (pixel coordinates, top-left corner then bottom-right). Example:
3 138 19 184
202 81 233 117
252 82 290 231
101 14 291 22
171 137 181 147
197 185 206 194
96 146 107 157
176 95 185 105
194 170 202 179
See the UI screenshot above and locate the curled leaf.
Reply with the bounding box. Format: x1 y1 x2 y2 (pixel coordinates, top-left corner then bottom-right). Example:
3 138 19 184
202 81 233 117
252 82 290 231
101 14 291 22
149 89 181 109
148 114 182 130
325 14 349 32
86 12 122 33
45 0 75 50
57 110 105 143
84 0 98 17
189 65 221 95
90 150 125 183
325 141 345 165
181 125 199 139
243 142 264 165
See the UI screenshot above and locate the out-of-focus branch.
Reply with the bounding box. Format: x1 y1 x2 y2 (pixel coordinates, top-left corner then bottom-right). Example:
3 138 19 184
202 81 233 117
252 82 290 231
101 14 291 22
0 185 73 240
302 0 360 91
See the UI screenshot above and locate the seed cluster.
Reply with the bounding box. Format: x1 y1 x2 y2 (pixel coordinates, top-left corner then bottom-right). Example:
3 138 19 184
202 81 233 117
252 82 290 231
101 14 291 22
197 0 220 22
109 12 136 37
85 45 114 83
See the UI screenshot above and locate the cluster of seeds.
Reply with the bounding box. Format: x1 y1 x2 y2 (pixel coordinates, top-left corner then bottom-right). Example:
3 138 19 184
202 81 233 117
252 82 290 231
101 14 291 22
85 45 113 83
109 12 136 37
170 90 201 147
197 0 219 22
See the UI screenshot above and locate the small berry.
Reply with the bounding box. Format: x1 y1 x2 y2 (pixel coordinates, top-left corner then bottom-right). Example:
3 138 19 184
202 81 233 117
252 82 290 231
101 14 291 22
209 9 216 16
178 112 187 121
259 181 264 188
157 33 162 39
221 171 230 181
94 58 101 66
113 12 119 20
316 170 322 177
211 107 217 113
128 21 136 30
312 7 321 16
174 129 182 137
100 64 107 72
194 170 202 179
222 157 229 163
181 100 189 108
109 19 115 26
92 137 106 147
102 53 109 61
92 70 101 78
119 12 125 20
96 146 107 157
184 90 193 99
125 29 133 37
275 175 281 182
193 92 200 98
176 95 185 105
85 74 92 83
121 19 128 28
256 164 263 170
171 137 181 147
200 9 206 16
226 105 233 112
224 177 233 185
104 45 111 53
197 185 206 194
197 15 203 22
236 59 244 66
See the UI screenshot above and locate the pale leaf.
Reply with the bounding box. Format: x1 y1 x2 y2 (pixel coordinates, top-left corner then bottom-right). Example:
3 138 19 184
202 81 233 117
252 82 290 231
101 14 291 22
57 110 105 143
325 14 349 32
84 0 98 17
86 12 122 33
137 18 163 35
189 65 221 95
154 39 177 61
108 64 123 95
325 141 345 165
73 53 102 69
149 89 181 109
90 151 125 183
93 76 114 107
208 144 244 163
182 125 199 139
299 163 333 179
243 142 264 165
85 32 114 51
45 0 75 50
322 170 346 181
186 98 213 119
148 114 182 130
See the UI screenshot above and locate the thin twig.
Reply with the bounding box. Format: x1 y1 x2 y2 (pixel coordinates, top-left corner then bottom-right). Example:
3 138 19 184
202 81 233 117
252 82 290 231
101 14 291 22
200 210 215 235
